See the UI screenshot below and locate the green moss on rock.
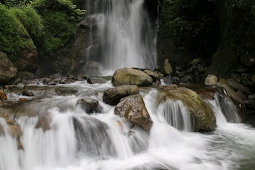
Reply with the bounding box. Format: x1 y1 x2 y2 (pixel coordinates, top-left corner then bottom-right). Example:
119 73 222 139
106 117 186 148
0 4 36 62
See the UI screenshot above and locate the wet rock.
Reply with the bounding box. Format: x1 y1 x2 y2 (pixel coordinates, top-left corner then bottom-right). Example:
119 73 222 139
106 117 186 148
248 94 255 99
114 94 152 131
43 78 51 84
103 85 139 105
84 61 103 76
143 70 159 81
10 78 21 85
181 75 194 83
163 59 173 75
0 89 7 102
205 75 218 86
241 54 255 67
152 80 161 87
172 76 180 84
17 71 35 80
0 51 17 84
219 78 227 84
227 78 251 95
240 73 250 86
162 76 172 84
77 97 103 113
35 113 52 131
112 68 153 86
87 77 107 84
22 88 57 98
243 99 255 108
231 74 241 83
237 90 247 100
73 116 114 156
157 87 216 132
49 73 61 79
158 84 178 91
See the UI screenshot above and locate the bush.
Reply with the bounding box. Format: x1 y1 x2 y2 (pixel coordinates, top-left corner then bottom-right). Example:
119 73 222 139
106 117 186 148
10 6 44 38
0 4 35 62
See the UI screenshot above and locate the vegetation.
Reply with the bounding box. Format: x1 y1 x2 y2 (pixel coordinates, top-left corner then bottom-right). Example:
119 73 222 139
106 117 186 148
0 0 84 71
0 4 35 62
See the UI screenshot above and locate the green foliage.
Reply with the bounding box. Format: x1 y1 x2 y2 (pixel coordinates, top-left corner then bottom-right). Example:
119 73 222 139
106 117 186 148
41 11 77 54
0 4 35 61
0 0 31 7
10 6 44 38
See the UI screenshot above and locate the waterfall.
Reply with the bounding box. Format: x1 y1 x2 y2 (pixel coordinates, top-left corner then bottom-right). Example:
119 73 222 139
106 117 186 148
158 100 193 132
86 0 157 70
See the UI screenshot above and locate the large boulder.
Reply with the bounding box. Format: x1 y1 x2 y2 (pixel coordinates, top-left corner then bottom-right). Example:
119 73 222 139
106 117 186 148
157 87 216 131
77 97 103 113
0 51 17 84
112 68 153 86
114 94 152 131
103 85 139 105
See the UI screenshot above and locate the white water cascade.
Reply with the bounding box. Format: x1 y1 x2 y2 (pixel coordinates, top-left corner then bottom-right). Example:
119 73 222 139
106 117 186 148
86 0 157 70
1 83 255 170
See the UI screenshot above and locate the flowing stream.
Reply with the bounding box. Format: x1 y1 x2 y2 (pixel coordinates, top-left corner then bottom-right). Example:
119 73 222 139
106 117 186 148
1 81 255 170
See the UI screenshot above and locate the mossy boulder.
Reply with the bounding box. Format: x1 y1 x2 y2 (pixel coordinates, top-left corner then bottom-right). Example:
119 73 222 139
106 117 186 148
112 68 153 86
157 87 216 131
0 4 38 71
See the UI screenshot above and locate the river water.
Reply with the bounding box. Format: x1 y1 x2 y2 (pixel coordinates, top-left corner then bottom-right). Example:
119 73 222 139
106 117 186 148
1 81 255 170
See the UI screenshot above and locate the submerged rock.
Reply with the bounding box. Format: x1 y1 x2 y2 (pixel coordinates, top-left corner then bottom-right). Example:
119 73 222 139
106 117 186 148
35 113 53 132
157 87 216 132
114 94 152 131
112 68 153 86
77 97 103 113
73 116 115 156
103 85 139 105
0 114 23 150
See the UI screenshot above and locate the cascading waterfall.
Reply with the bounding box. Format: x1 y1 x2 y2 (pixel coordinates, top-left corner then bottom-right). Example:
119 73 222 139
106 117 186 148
158 100 193 132
86 0 157 70
2 84 255 170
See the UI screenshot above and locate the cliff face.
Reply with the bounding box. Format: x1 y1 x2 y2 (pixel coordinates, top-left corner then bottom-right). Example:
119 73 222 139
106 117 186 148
158 0 255 77
157 0 220 68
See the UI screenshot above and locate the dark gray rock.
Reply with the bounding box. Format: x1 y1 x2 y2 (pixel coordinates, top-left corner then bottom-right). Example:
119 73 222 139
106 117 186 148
103 85 139 105
87 77 107 84
77 97 103 113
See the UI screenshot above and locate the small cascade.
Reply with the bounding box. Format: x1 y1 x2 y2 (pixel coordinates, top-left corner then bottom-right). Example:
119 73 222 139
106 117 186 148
158 100 193 132
85 0 157 70
206 93 241 127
